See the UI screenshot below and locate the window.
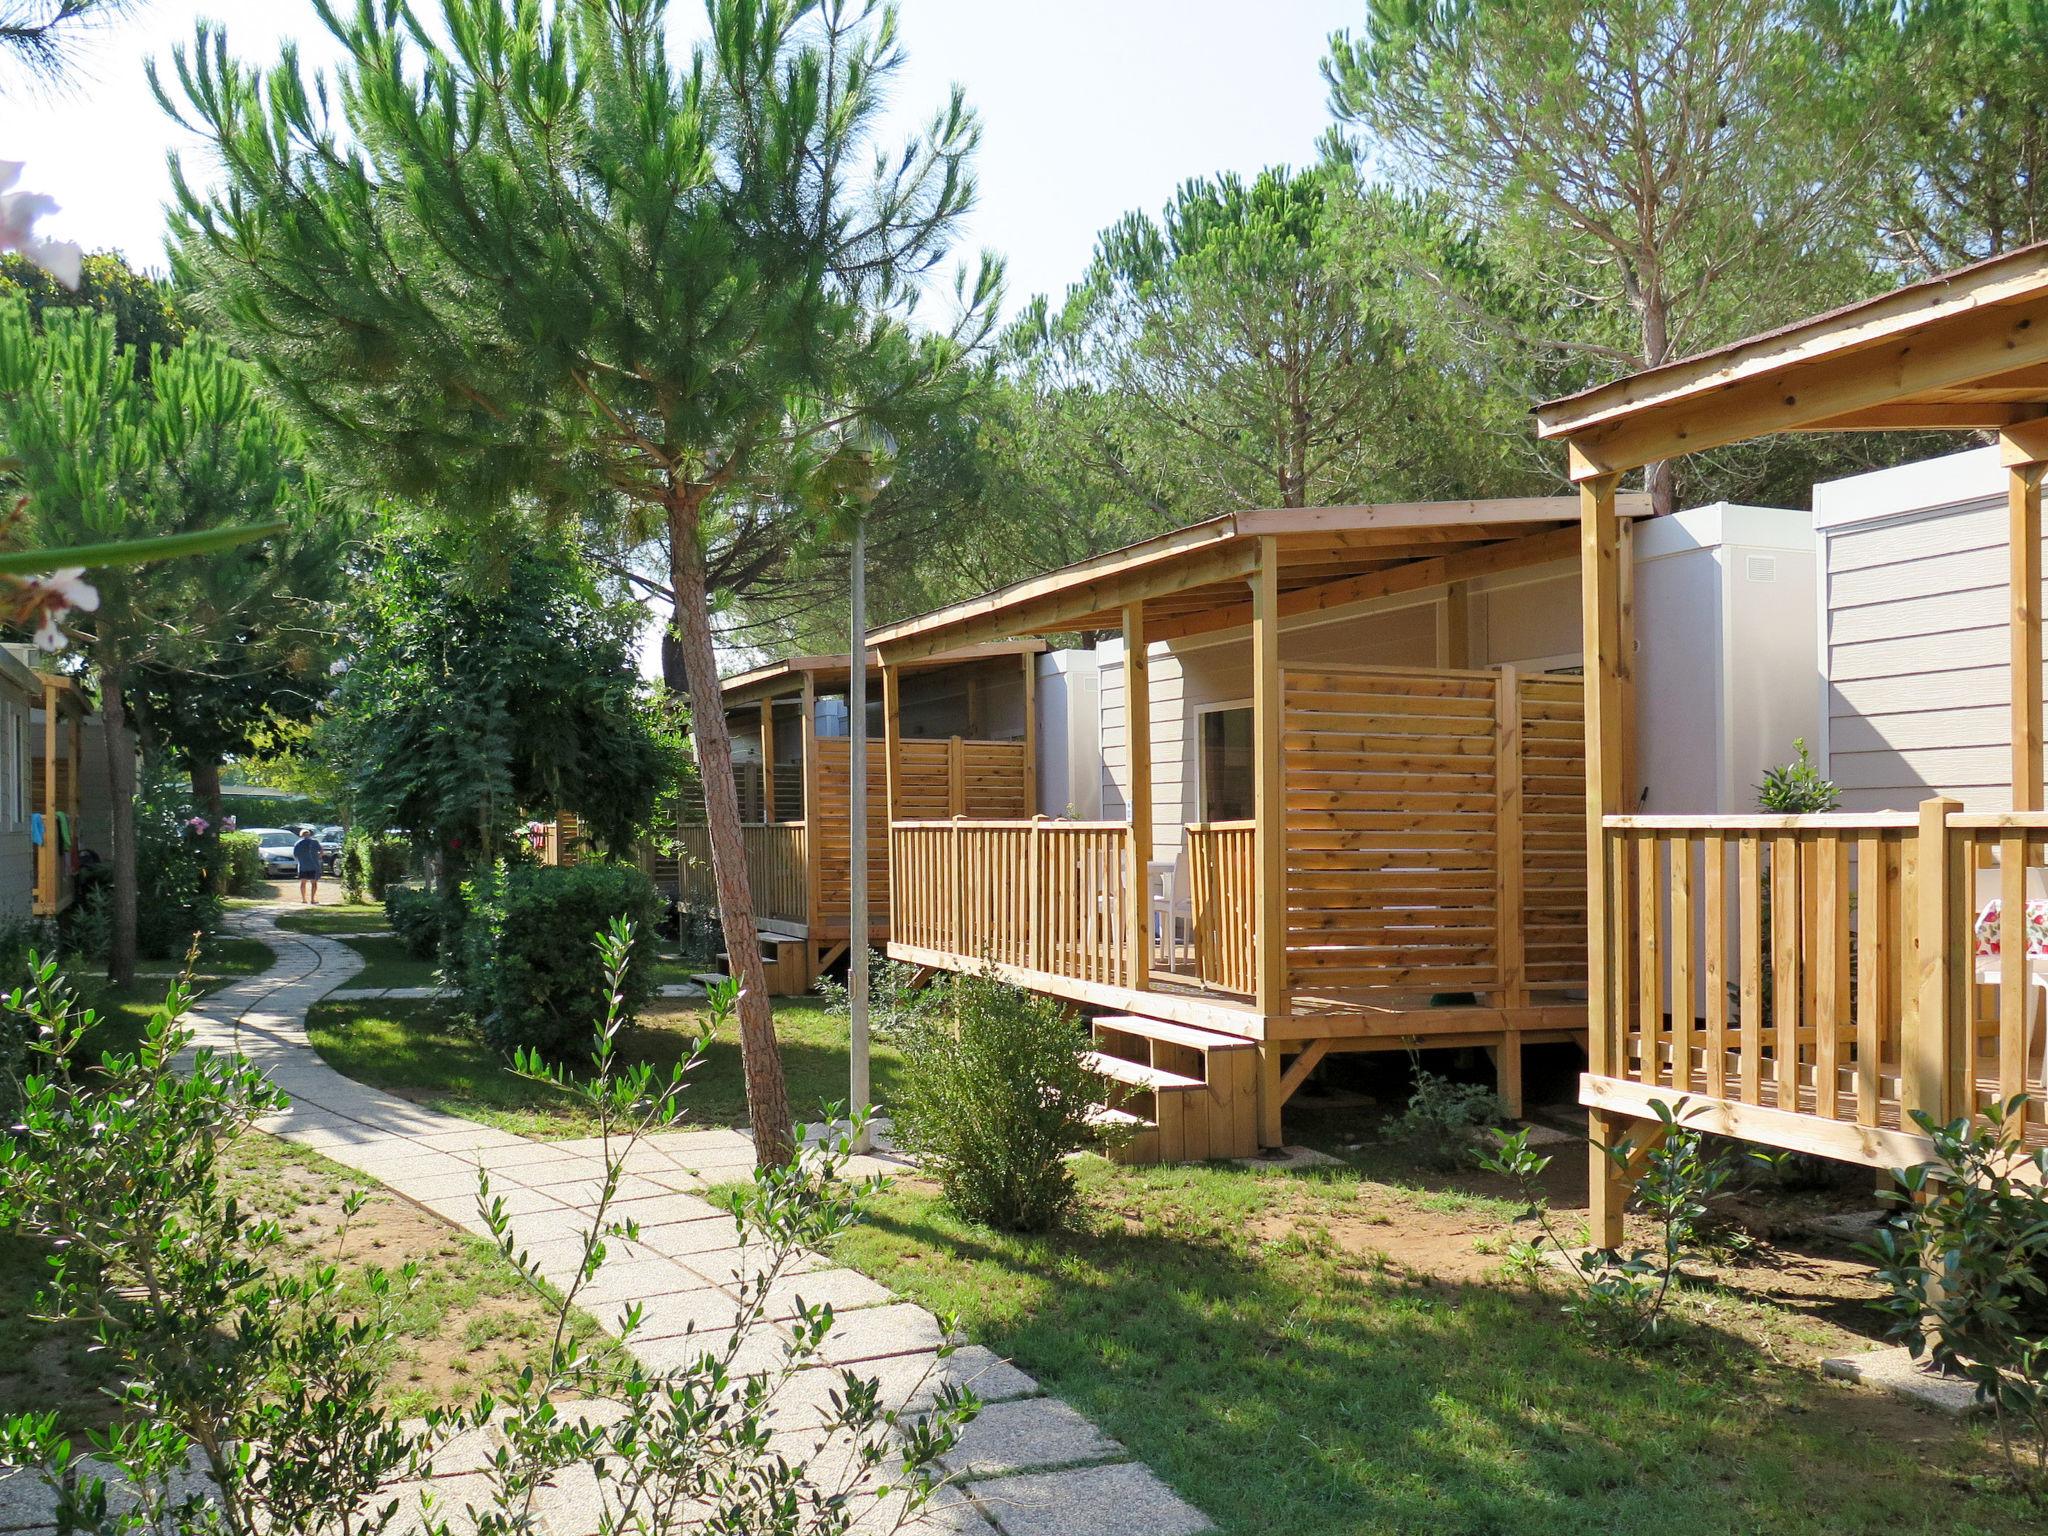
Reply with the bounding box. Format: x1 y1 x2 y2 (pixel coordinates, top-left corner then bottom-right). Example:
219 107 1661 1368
1197 704 1254 823
11 710 21 827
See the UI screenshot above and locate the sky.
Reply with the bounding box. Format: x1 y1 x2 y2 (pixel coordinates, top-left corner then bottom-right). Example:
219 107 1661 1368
7 0 1362 675
11 0 1362 319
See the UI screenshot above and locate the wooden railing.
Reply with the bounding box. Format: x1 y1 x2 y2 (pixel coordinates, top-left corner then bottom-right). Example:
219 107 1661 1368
1187 821 1256 994
1598 804 2048 1152
673 823 809 926
890 819 1133 987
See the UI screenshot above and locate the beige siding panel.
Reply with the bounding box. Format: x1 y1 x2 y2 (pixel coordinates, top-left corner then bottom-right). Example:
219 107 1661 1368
1830 705 2012 754
1826 504 2004 572
1832 627 2009 682
1828 584 2008 646
1832 744 2008 792
1830 666 2023 716
1829 547 2017 608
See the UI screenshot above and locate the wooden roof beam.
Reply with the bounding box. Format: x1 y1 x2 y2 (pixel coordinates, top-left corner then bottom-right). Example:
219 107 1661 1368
1147 525 1578 644
876 539 1261 663
1801 403 2048 431
1553 288 2048 479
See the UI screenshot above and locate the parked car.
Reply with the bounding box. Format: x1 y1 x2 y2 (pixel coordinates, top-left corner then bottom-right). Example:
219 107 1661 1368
252 829 303 877
317 824 344 873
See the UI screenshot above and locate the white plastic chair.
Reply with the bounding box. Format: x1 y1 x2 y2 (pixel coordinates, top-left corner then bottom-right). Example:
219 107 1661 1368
1147 852 1193 973
1972 848 2048 1090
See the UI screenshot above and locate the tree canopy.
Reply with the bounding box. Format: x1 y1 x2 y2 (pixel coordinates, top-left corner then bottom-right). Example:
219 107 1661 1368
0 295 325 982
329 523 669 870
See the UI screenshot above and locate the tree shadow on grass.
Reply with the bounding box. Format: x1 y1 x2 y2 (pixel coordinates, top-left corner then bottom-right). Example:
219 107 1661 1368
846 1181 2022 1536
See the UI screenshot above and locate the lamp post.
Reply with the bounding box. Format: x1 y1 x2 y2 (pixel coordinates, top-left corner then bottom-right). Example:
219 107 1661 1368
845 434 893 1152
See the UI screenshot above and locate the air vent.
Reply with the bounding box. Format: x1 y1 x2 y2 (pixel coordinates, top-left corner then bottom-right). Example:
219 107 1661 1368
1745 554 1777 583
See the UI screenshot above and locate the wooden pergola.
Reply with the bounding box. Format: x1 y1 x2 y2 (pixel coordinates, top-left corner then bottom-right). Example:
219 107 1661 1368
1537 241 2048 1243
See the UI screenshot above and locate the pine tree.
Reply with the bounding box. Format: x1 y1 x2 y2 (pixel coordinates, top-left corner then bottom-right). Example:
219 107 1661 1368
159 0 997 1164
0 297 321 984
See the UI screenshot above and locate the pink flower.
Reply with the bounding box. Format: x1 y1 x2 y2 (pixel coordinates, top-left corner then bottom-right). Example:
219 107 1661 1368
19 567 99 653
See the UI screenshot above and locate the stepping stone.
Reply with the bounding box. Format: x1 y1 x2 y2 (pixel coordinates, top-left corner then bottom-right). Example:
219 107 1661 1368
1822 1346 1986 1415
939 1396 1121 1479
970 1460 1211 1536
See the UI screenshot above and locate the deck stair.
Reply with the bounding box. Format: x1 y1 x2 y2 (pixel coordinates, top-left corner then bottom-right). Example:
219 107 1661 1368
1087 1014 1260 1163
703 926 815 996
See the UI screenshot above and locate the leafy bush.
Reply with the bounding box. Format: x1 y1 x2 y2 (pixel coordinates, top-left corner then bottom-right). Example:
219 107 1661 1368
1480 1098 1731 1346
57 876 110 964
1755 738 1840 814
134 764 222 959
1869 1098 2048 1482
342 830 410 903
672 898 724 967
216 831 267 897
383 885 446 961
887 970 1109 1231
1391 1060 1506 1170
0 936 974 1536
458 862 663 1057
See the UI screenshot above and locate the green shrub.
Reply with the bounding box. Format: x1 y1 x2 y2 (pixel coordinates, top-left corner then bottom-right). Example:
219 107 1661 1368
383 885 445 961
1755 738 1840 814
887 971 1108 1231
217 832 267 897
57 876 110 964
458 862 662 1058
135 764 222 959
1391 1059 1506 1170
343 831 411 903
1870 1099 2048 1483
672 898 723 966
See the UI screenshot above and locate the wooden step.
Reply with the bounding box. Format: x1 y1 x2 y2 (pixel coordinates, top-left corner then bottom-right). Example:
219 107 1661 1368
691 971 731 989
1085 1104 1156 1132
1081 1051 1207 1093
1091 1015 1255 1052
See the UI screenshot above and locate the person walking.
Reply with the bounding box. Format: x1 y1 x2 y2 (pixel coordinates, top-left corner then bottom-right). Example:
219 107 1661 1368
293 826 324 905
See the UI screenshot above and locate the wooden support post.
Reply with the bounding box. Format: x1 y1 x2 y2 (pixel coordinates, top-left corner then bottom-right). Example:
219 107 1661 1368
1494 666 1526 1009
1021 651 1039 814
759 700 776 824
1907 796 1961 1122
947 735 966 818
880 666 901 821
1123 603 1153 993
1487 1033 1524 1118
2007 454 2044 811
1251 538 1287 1146
801 674 821 938
1440 583 1470 669
1580 475 1629 1248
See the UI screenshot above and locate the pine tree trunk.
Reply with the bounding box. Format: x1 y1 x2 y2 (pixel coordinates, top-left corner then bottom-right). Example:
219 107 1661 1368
666 487 795 1167
102 671 139 988
190 757 223 828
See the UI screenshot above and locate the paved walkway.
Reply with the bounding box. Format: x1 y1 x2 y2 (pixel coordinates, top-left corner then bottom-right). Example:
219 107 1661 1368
121 907 1210 1536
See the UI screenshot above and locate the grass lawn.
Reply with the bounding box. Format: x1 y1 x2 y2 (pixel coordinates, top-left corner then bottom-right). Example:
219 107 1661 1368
337 934 440 990
305 993 899 1138
274 902 390 935
824 1155 2035 1536
0 1129 611 1433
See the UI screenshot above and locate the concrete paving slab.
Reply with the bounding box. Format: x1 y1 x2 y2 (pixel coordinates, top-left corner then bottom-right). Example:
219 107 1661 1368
1821 1346 1987 1415
815 1302 952 1365
939 1397 1121 1479
972 1460 1211 1536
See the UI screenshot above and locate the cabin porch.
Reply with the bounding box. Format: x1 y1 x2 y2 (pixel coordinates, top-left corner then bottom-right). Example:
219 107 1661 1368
652 644 1044 992
1535 244 2048 1242
871 499 1649 1153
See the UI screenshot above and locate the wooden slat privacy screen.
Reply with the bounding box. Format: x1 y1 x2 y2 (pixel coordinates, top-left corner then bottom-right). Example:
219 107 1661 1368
1280 665 1587 1003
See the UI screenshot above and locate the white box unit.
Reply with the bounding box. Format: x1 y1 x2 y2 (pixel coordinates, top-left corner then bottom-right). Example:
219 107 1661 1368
1633 503 1823 815
1034 648 1101 819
